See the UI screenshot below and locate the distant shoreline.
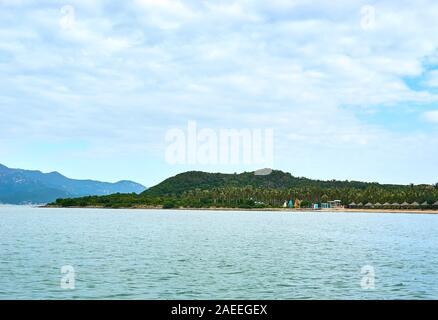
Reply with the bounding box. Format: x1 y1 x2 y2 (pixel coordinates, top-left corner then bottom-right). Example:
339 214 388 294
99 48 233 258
43 205 438 214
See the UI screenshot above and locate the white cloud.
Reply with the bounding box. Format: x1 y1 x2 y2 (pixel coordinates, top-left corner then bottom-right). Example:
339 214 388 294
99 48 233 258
1 0 438 184
424 70 438 88
422 110 438 123
134 0 197 30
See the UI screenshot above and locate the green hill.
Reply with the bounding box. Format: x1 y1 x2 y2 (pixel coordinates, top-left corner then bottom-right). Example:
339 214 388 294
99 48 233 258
142 170 379 196
50 169 438 209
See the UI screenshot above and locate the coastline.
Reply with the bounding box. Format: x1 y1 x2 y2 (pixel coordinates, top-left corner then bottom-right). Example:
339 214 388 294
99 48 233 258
42 205 438 214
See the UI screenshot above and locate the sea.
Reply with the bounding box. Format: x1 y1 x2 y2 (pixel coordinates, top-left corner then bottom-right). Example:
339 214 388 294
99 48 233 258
1 205 437 299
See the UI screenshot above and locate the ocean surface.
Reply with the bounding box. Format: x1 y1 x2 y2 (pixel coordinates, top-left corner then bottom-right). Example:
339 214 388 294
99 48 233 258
0 205 437 299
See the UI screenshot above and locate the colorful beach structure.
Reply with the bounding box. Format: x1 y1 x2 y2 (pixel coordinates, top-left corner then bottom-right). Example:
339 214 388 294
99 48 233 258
320 200 342 209
282 199 438 211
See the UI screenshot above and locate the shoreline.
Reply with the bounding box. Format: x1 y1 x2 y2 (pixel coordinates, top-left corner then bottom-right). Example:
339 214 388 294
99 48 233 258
42 205 438 215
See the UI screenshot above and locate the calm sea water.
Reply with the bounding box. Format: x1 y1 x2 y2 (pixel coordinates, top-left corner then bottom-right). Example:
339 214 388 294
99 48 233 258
0 205 437 299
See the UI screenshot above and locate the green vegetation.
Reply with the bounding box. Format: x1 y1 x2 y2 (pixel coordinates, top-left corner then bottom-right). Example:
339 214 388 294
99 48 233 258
49 170 438 209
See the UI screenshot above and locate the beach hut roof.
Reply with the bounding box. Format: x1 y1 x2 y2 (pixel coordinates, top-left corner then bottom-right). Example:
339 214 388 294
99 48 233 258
365 202 373 207
357 202 363 206
401 202 410 206
411 202 420 206
383 202 391 206
349 202 356 206
374 202 382 206
392 202 400 206
421 201 429 206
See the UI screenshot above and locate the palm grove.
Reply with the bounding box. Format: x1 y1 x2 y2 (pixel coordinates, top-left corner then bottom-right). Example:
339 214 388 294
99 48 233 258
50 170 438 210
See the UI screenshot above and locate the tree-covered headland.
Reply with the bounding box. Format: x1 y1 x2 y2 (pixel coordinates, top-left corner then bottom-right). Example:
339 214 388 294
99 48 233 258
50 170 438 210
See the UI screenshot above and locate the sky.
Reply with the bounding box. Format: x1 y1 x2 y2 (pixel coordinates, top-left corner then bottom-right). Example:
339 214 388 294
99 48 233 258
0 0 438 187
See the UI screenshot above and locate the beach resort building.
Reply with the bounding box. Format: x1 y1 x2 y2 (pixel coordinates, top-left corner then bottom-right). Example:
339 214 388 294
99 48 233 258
321 200 342 209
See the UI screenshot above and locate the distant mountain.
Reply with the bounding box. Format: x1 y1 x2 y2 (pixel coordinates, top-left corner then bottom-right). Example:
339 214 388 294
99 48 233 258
0 163 146 204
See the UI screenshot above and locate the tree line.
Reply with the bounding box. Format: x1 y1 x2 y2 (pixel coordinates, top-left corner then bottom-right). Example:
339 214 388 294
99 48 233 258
51 184 438 209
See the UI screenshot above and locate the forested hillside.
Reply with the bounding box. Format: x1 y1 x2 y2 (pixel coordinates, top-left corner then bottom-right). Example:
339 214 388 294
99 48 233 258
50 170 438 209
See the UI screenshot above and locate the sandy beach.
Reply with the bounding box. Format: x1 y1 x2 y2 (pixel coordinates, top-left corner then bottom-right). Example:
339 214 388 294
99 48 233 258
44 205 438 214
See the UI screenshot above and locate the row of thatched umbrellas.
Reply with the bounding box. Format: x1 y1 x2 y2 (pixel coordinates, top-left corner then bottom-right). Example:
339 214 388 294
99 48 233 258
349 201 438 208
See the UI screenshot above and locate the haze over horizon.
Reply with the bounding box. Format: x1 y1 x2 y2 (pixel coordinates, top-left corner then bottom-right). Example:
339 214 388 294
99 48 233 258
1 0 438 187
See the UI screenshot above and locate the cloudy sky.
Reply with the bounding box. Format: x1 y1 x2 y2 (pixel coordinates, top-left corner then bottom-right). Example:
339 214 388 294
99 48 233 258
1 0 438 187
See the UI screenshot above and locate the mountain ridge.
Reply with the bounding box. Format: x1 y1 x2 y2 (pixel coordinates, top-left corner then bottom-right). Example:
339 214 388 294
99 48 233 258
0 163 146 204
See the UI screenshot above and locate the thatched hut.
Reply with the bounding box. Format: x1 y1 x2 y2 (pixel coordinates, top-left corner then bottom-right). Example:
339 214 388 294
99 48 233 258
357 202 364 207
374 202 382 207
411 202 420 207
421 201 429 207
365 202 373 208
433 201 438 208
392 202 400 207
383 202 391 207
401 202 410 207
349 202 357 208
